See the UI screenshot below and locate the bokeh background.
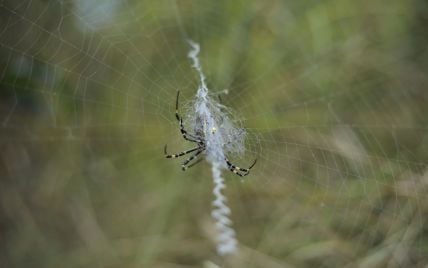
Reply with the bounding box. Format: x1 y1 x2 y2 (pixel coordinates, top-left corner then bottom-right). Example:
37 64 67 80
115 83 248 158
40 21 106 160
1 0 428 267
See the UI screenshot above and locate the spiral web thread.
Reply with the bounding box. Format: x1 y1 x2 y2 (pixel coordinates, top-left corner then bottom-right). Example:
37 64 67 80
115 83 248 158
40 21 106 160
187 40 240 256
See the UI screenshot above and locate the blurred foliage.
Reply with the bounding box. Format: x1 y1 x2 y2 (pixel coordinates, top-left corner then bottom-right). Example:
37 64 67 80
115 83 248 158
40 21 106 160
1 0 428 267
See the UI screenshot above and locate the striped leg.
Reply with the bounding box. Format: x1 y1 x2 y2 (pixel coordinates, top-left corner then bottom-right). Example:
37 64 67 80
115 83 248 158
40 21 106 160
186 157 204 169
179 118 202 142
181 149 204 171
225 158 257 177
175 91 202 143
164 145 200 159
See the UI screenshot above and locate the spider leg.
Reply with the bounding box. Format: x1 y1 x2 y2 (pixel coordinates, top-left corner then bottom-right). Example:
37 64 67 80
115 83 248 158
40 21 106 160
186 157 204 169
181 148 205 171
225 158 257 177
175 90 202 143
179 118 202 142
164 145 201 159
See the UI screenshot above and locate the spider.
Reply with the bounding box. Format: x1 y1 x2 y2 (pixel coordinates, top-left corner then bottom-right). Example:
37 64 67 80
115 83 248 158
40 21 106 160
164 91 257 177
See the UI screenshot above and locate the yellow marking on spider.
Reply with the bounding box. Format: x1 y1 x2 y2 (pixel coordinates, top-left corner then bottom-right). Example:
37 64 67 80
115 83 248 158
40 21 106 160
233 170 238 173
211 127 217 134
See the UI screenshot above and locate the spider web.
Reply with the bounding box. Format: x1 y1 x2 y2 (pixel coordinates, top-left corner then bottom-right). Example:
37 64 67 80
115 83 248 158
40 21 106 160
1 0 428 267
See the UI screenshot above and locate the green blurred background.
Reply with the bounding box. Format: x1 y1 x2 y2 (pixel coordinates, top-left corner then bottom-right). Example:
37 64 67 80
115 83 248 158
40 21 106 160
1 0 428 267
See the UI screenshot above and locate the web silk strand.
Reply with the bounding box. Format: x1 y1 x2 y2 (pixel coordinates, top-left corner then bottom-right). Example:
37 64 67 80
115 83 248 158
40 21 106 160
187 40 238 256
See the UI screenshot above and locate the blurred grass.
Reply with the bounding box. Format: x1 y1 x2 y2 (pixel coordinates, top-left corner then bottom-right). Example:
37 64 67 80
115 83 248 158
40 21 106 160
1 0 428 267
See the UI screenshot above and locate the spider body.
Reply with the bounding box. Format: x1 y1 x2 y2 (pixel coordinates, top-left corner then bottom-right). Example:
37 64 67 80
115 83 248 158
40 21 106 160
164 91 256 177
